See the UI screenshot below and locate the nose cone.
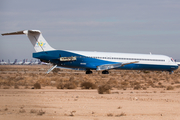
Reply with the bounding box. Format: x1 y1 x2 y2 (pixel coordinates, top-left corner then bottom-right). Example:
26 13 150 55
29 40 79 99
175 65 179 70
172 65 179 70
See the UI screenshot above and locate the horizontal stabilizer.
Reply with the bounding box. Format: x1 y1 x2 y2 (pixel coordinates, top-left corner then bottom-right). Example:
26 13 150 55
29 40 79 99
1 31 24 36
1 30 54 52
1 30 41 36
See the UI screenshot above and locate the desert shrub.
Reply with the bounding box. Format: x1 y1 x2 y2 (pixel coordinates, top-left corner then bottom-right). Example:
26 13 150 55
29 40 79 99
70 111 76 116
107 78 118 84
29 73 37 77
166 86 174 90
107 113 113 116
14 84 19 89
121 81 129 86
119 81 129 89
56 79 69 89
147 80 155 88
116 85 126 90
133 81 140 86
34 82 41 89
4 107 8 111
115 112 126 117
57 82 65 89
68 77 80 87
143 71 150 74
3 86 10 89
158 82 162 85
69 76 75 81
98 84 111 94
15 76 24 81
73 80 80 87
19 108 26 113
37 109 45 115
174 80 180 84
160 91 165 93
52 68 60 74
130 81 139 88
30 109 37 113
24 85 29 89
175 85 180 88
81 82 97 89
64 82 77 89
134 85 141 90
142 86 147 90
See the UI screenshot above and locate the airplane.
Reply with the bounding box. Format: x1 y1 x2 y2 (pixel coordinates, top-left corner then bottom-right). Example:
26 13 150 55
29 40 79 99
32 59 41 65
23 59 33 65
1 30 178 74
8 59 17 65
0 59 7 65
15 59 25 65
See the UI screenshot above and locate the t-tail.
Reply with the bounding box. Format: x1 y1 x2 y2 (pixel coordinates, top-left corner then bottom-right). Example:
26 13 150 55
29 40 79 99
22 59 25 65
2 30 55 52
13 59 17 65
8 59 10 64
38 59 41 64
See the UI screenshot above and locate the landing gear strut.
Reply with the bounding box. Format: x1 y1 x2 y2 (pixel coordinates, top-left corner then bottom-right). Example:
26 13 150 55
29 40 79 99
86 70 93 74
102 70 109 74
169 71 173 74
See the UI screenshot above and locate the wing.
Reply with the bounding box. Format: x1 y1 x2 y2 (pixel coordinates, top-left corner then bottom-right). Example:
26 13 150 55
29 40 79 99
96 61 139 71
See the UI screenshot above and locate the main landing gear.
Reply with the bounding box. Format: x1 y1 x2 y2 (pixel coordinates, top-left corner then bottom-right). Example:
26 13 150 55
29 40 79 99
86 70 93 74
102 70 109 74
85 70 109 74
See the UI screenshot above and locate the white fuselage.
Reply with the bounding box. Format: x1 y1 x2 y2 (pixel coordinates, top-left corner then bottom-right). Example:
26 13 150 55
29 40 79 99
68 50 177 66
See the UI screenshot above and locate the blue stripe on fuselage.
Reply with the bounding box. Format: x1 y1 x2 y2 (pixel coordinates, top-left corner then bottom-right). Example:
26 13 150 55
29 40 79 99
33 50 178 71
33 50 116 69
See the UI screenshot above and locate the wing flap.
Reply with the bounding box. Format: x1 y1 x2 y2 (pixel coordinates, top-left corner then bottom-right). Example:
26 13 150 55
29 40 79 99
121 61 139 67
96 61 138 71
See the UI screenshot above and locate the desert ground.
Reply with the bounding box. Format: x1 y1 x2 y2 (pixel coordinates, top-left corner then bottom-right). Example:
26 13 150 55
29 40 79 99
0 65 180 120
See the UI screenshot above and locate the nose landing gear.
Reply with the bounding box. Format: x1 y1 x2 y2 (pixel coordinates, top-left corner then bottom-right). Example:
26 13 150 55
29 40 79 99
102 70 109 74
169 71 173 74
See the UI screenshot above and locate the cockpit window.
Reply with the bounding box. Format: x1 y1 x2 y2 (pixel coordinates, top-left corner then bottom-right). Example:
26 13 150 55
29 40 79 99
171 58 175 62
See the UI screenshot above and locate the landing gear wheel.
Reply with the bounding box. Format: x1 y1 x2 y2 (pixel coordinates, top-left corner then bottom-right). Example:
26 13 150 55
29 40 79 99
102 70 109 74
168 71 173 74
86 70 93 74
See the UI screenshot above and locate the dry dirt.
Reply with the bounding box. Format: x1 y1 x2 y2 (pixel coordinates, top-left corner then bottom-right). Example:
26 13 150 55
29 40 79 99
0 65 180 120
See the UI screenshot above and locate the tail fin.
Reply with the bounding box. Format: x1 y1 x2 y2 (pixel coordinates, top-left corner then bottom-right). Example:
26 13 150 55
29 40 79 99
8 59 10 64
22 59 25 65
38 59 41 64
13 59 17 64
2 30 55 52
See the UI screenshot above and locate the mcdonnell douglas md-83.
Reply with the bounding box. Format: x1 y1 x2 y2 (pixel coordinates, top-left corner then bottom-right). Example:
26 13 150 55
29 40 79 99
1 30 178 74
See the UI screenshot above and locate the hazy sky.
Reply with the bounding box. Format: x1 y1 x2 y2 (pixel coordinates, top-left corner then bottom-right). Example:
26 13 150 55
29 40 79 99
0 0 180 61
